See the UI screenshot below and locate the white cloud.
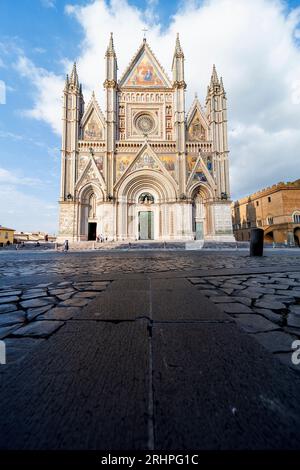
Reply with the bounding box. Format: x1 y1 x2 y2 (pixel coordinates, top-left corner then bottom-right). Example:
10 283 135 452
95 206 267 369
0 167 43 187
0 168 58 233
0 185 58 233
12 0 300 199
14 55 64 134
41 0 56 8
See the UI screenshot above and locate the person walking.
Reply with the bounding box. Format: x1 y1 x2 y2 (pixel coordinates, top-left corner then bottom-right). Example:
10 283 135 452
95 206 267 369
64 240 69 252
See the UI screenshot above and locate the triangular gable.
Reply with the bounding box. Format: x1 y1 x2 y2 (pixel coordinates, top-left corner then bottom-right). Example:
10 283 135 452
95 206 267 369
119 41 172 88
186 98 209 141
76 154 106 189
115 143 177 187
81 93 105 141
187 154 216 189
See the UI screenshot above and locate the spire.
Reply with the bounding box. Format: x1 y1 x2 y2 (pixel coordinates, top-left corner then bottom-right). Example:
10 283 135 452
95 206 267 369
220 76 226 95
106 32 116 57
174 33 184 57
70 62 79 87
210 64 219 86
64 74 69 91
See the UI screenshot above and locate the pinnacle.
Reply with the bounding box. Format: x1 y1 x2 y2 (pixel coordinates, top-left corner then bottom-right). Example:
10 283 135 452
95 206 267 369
175 32 184 56
106 32 116 57
70 62 79 86
210 64 219 85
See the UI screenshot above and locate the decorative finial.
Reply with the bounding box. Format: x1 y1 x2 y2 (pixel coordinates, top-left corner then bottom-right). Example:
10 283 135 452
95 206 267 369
142 28 148 41
70 62 79 86
211 64 219 85
106 32 116 56
174 32 184 56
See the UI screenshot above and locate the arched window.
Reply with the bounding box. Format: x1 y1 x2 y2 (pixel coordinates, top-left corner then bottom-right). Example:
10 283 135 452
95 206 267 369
293 212 300 224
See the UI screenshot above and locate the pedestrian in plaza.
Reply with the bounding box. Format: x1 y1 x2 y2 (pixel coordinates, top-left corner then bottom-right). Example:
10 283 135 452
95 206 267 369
64 240 69 252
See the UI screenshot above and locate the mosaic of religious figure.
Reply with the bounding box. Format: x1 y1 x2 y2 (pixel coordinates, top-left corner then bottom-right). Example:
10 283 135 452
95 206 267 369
95 156 104 173
116 155 135 179
193 171 207 183
160 155 176 178
84 117 102 141
187 155 198 175
188 114 206 141
126 53 164 87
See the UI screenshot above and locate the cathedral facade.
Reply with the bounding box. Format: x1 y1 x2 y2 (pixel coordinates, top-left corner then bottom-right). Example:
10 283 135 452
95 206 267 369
58 34 233 242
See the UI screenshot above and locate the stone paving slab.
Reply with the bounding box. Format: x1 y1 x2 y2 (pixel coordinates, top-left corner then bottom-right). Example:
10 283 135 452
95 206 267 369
233 314 280 333
3 338 45 364
12 320 64 338
75 283 149 320
252 331 298 353
1 252 300 450
152 322 300 450
0 320 149 450
151 279 229 322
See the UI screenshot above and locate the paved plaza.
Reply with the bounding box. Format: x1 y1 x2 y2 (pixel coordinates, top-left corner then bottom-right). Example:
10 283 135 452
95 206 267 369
1 249 300 449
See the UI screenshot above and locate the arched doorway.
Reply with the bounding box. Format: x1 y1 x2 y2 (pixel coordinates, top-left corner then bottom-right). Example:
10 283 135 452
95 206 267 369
191 187 209 240
87 193 97 240
78 184 103 241
264 231 274 243
294 227 300 247
115 170 177 241
138 192 154 240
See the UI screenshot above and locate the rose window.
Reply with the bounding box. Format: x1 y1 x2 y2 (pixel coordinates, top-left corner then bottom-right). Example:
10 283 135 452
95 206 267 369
135 114 155 134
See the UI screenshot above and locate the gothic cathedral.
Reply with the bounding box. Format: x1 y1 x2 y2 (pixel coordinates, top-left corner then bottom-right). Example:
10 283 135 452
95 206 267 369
58 34 233 242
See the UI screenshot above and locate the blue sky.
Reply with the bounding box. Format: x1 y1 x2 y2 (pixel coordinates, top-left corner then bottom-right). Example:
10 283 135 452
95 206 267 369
0 0 300 233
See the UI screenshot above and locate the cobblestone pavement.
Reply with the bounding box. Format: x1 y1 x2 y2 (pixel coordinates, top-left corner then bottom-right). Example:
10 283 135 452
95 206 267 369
0 249 300 278
2 250 300 451
189 271 300 369
1 250 300 371
0 280 111 363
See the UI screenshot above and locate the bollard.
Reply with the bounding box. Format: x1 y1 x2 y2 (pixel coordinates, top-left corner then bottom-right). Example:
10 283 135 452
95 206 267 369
250 228 264 256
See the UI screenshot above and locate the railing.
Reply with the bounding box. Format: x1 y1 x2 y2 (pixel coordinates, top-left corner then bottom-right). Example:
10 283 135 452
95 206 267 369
77 140 213 153
186 142 213 153
78 141 106 150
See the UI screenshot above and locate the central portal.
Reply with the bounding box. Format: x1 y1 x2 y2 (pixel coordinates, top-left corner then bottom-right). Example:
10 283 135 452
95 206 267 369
138 211 154 240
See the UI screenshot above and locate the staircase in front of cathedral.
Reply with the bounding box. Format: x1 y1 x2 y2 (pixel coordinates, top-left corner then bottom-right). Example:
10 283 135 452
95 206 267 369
56 240 246 251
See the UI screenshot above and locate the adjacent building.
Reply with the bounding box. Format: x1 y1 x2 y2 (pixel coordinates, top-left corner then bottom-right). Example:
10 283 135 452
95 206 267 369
232 179 300 246
0 226 15 246
58 34 233 242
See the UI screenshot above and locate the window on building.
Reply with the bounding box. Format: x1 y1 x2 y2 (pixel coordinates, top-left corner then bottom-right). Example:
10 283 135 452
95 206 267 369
268 196 271 203
256 201 259 207
267 216 273 225
293 213 300 224
257 219 262 227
